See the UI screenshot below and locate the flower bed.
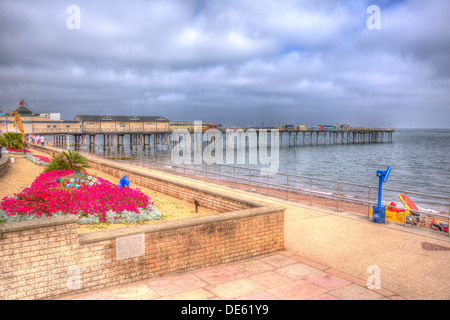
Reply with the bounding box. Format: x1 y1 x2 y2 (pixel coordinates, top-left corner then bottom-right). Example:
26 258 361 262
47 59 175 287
24 153 51 166
0 170 161 224
6 149 32 155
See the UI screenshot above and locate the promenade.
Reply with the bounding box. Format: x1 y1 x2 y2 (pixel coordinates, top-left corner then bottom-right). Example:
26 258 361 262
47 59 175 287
55 155 450 300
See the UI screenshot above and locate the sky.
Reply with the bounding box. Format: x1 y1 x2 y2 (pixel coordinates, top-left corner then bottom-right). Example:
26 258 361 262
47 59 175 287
0 0 449 128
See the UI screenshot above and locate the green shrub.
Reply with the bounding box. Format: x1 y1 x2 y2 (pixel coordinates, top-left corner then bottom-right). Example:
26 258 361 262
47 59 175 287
44 153 71 172
44 150 89 172
0 132 24 149
63 150 90 172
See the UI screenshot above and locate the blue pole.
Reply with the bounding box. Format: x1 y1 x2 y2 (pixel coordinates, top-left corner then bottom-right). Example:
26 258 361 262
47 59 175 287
374 166 391 224
378 176 383 207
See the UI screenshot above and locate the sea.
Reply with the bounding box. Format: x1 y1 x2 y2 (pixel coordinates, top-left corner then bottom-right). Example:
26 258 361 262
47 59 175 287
67 128 450 215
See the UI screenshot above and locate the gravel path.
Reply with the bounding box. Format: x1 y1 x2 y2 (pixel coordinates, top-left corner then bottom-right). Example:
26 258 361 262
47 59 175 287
0 154 45 200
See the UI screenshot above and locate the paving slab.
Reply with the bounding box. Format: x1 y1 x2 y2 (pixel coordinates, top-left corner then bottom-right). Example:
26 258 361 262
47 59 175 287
69 291 117 300
309 294 341 300
110 283 159 300
274 262 321 280
194 265 251 285
249 271 294 289
306 273 351 291
205 278 267 300
237 292 281 300
328 284 385 300
258 254 298 269
171 288 219 300
234 259 275 274
145 273 208 297
267 279 328 300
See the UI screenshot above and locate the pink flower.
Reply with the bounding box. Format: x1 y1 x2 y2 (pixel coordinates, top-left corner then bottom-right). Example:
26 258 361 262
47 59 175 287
32 154 51 163
7 149 31 153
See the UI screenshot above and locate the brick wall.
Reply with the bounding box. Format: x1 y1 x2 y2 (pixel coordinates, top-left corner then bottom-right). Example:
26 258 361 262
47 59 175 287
1 146 285 300
1 207 284 300
0 216 80 300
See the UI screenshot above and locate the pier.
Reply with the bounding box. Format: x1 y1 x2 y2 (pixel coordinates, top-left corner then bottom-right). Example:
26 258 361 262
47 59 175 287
277 128 395 146
32 127 395 150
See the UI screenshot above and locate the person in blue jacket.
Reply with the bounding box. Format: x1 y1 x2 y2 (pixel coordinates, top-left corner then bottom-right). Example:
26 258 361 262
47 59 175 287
118 175 130 188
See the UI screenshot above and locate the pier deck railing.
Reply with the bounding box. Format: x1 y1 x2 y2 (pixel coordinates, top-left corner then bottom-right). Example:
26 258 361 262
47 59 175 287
30 127 394 138
32 128 172 134
76 149 450 237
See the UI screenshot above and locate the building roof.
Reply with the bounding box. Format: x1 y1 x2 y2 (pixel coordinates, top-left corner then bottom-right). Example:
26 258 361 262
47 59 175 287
74 115 170 122
15 105 35 116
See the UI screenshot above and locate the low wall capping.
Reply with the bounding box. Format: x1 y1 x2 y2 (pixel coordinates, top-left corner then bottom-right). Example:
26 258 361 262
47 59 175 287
0 215 79 235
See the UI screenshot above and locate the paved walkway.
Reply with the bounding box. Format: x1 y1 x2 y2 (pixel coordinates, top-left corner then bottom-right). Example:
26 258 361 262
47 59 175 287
58 250 399 300
44 149 450 300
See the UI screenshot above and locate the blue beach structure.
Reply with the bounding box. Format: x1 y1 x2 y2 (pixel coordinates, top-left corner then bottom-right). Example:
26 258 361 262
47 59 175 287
373 166 391 224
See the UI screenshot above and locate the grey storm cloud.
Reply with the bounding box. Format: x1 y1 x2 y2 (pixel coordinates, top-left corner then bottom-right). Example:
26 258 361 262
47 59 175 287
0 0 449 128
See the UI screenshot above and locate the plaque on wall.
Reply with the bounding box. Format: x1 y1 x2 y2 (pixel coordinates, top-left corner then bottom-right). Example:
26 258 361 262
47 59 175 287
116 233 145 261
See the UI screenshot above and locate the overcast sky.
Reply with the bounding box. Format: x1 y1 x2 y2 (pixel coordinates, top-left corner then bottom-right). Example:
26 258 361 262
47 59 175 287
0 0 449 128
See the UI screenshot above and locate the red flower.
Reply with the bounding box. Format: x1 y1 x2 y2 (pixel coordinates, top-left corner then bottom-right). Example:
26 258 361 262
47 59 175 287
1 170 151 223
